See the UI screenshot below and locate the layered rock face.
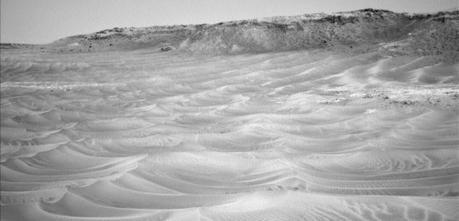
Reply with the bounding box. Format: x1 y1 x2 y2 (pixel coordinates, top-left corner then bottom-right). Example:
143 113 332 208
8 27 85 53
48 9 458 60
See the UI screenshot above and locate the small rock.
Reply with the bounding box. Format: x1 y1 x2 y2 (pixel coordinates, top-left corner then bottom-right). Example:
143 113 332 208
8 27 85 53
160 46 173 52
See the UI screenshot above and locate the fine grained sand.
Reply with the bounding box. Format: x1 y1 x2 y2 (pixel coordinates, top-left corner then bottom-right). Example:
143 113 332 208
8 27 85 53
1 48 458 221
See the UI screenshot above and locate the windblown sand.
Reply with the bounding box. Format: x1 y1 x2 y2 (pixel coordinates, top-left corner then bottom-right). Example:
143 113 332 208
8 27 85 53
1 49 458 221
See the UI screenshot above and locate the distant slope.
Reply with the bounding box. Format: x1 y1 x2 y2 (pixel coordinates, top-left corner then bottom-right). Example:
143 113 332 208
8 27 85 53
0 43 37 49
49 9 458 59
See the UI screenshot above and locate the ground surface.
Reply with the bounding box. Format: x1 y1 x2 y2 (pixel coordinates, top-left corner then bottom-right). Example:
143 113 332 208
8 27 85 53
1 48 458 221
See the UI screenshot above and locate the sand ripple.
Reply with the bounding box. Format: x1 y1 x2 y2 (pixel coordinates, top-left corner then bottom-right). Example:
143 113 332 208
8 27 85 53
1 49 458 220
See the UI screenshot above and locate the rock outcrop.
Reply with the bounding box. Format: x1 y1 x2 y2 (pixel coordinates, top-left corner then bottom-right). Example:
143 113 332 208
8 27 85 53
47 9 458 60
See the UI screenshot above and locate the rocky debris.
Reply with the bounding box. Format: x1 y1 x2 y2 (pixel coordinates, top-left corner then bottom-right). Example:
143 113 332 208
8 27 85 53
322 86 459 110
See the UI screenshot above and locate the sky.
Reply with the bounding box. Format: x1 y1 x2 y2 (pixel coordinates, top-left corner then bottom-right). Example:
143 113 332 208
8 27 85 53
1 0 458 44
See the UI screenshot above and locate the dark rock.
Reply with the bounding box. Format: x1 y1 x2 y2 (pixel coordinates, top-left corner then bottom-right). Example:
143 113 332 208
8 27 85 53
160 46 173 52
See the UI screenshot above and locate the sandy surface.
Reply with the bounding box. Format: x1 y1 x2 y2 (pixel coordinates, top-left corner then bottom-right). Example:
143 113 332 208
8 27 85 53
1 48 458 221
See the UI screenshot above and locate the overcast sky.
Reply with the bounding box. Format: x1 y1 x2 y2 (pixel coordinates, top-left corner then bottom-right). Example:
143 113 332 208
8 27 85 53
1 0 458 44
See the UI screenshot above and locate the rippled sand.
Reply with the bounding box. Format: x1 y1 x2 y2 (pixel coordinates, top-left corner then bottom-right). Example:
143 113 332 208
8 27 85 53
1 49 458 221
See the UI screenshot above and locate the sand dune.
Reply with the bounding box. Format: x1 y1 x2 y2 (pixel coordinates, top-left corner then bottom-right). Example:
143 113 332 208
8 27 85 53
1 24 459 221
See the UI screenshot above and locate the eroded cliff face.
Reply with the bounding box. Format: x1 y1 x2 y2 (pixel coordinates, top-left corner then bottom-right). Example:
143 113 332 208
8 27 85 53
46 9 458 60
